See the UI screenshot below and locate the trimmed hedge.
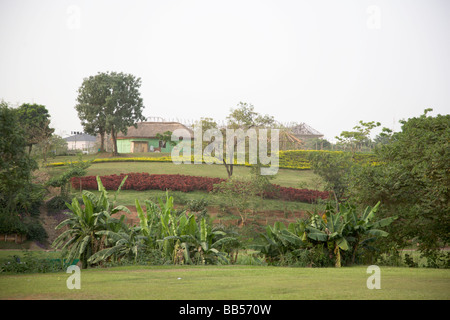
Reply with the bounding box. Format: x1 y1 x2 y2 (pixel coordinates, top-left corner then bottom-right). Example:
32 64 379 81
48 150 377 171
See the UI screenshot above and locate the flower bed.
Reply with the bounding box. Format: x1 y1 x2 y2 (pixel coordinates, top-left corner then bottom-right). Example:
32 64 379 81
71 173 223 193
71 173 329 203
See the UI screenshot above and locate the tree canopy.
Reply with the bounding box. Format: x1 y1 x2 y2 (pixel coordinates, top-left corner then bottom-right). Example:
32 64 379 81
349 109 450 258
75 71 146 155
15 103 54 154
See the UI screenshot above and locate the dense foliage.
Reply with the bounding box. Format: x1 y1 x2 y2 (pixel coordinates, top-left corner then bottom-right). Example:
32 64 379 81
307 110 449 267
53 177 239 268
0 102 46 241
254 202 396 267
349 110 450 264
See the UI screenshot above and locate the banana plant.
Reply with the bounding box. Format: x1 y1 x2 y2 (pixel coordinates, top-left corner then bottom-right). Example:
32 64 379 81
253 221 305 264
341 201 397 264
88 226 147 264
306 208 350 267
52 176 130 268
135 198 161 249
162 216 238 265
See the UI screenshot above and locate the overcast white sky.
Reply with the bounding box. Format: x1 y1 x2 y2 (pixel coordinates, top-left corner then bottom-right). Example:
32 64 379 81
1 0 449 141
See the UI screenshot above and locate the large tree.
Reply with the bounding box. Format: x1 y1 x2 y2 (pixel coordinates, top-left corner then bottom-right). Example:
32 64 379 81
349 109 450 261
75 71 146 155
0 101 38 214
75 72 111 152
16 103 54 154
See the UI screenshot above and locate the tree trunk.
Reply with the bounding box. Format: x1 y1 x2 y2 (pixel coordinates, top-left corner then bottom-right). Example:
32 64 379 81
111 127 119 156
335 243 341 267
351 235 360 265
223 159 233 178
42 143 48 164
99 131 105 152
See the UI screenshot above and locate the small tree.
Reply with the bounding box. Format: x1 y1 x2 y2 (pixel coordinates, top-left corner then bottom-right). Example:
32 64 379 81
335 120 380 153
155 131 177 149
308 151 353 209
222 102 275 178
46 156 92 199
213 175 263 226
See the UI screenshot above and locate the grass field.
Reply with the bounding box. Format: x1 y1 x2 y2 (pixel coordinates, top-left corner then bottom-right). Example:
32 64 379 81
13 154 446 301
42 154 326 216
1 265 449 300
43 153 324 189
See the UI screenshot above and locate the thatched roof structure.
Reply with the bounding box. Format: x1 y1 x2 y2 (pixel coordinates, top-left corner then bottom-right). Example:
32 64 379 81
289 123 323 140
279 130 304 150
117 122 194 139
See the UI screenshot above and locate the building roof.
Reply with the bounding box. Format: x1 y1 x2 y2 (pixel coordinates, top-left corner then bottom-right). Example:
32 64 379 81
289 123 323 138
64 133 97 142
117 122 194 139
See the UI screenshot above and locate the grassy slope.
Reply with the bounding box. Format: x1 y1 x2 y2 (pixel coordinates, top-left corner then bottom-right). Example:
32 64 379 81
1 265 449 300
44 154 325 211
45 156 323 189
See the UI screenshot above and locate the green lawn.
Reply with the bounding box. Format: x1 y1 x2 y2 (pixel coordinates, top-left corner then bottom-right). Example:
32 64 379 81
0 265 449 300
44 154 323 189
43 154 326 213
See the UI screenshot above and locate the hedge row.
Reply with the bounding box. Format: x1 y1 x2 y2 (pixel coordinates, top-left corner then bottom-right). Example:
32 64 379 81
50 150 377 171
70 173 329 203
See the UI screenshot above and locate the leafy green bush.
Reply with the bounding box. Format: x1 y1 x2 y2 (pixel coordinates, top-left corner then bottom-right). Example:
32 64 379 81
24 219 48 243
0 251 66 273
0 211 27 235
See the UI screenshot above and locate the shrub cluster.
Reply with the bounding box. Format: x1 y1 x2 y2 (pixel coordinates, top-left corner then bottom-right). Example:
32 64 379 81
0 251 68 273
71 173 329 203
